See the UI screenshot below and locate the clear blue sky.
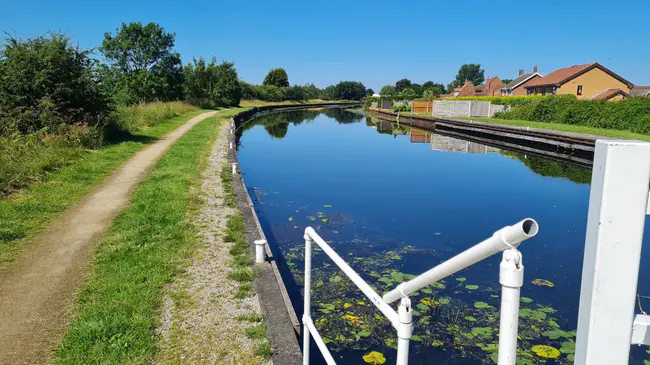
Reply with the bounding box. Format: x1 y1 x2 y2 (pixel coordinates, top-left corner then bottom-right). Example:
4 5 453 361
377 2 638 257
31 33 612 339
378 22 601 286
2 0 648 91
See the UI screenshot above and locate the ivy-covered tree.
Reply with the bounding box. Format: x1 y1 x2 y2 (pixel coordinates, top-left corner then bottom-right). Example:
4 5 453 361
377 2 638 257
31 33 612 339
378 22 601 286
262 68 289 87
100 22 184 104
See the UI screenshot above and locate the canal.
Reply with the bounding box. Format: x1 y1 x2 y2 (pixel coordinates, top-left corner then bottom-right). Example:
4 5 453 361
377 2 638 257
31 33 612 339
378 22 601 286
237 107 650 365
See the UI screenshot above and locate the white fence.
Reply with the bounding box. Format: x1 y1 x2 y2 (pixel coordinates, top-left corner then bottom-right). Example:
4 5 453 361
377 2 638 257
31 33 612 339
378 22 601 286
432 100 507 118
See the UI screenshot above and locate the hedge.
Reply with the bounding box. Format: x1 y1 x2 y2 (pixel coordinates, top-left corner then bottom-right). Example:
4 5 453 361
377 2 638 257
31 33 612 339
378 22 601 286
495 95 650 134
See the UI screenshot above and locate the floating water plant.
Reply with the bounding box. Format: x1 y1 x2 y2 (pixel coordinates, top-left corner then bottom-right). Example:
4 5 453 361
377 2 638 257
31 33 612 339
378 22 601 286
531 345 560 358
363 351 386 364
532 278 555 287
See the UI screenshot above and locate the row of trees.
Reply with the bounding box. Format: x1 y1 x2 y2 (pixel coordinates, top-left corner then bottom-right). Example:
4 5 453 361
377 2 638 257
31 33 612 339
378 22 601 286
0 22 367 137
242 67 368 102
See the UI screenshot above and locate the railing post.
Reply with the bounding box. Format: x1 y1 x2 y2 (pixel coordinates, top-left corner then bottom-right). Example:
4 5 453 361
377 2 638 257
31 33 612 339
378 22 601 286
231 163 237 174
396 297 413 365
254 239 266 264
303 233 313 365
497 248 524 365
575 140 650 365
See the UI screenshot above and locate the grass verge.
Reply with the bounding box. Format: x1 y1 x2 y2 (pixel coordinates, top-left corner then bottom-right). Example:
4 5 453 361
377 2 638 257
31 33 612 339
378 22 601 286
405 111 650 142
0 108 207 265
54 110 242 364
220 160 273 360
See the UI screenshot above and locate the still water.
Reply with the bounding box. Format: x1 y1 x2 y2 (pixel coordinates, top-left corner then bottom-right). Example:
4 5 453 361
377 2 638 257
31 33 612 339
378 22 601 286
237 107 650 365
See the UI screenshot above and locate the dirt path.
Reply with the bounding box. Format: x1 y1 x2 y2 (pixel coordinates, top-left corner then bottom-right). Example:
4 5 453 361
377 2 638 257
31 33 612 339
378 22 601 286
156 117 269 364
0 111 217 365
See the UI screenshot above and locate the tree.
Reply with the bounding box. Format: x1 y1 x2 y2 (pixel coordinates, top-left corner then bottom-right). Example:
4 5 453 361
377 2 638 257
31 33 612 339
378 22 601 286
501 78 513 85
263 68 289 87
447 64 485 91
183 57 241 106
380 85 396 96
0 32 108 135
366 88 375 97
285 85 307 101
422 81 445 96
330 81 366 100
100 22 183 104
395 78 412 93
322 85 336 100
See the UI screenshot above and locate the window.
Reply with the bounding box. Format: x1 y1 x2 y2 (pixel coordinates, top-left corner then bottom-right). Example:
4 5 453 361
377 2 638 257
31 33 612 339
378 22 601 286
577 85 583 96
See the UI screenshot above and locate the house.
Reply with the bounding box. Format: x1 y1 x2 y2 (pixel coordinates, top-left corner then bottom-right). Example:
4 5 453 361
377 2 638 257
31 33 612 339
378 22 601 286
524 62 633 99
443 81 476 98
630 86 650 98
501 66 543 96
476 77 503 97
590 88 630 101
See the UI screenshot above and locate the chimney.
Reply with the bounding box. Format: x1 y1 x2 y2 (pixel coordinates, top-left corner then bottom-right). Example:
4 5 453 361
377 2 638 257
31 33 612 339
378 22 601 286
533 65 538 73
519 69 524 76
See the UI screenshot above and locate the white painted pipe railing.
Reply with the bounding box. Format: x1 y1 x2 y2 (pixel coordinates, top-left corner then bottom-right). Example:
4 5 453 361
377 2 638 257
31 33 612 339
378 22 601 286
302 219 538 365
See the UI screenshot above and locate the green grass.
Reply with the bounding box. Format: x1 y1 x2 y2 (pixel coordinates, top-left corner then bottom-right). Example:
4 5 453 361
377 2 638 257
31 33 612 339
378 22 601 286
406 111 650 142
236 313 263 323
54 109 244 364
0 108 207 265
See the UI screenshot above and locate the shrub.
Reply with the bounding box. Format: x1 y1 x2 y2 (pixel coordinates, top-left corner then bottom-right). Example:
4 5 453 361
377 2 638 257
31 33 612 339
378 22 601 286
393 104 411 112
496 96 650 134
453 95 549 106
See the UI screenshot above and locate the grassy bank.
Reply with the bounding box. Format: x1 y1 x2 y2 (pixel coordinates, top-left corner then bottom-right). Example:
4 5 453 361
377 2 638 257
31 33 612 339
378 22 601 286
0 106 204 265
240 99 346 107
404 111 650 142
54 109 242 364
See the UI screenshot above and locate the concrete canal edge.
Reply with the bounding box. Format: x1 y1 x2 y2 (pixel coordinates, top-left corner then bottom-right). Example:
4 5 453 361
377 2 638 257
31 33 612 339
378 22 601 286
227 103 361 364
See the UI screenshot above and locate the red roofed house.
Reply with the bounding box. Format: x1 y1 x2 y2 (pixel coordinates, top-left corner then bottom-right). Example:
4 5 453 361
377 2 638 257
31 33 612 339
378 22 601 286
476 76 503 97
524 63 633 100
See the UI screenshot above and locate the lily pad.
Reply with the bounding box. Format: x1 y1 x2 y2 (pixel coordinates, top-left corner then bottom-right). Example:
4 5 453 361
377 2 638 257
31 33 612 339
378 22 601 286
520 297 533 303
465 284 479 290
465 316 477 322
416 303 429 312
560 341 575 354
532 278 555 287
480 343 499 352
456 277 466 283
307 216 317 221
474 301 493 309
330 275 342 283
422 288 433 294
363 351 386 364
324 204 333 208
411 335 423 342
438 297 451 305
432 282 446 289
471 327 494 339
531 345 560 358
431 339 444 347
321 218 329 223
490 294 499 298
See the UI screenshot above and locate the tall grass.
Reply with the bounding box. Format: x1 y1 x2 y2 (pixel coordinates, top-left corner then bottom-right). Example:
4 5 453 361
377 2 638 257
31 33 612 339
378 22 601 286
0 102 198 197
111 102 199 132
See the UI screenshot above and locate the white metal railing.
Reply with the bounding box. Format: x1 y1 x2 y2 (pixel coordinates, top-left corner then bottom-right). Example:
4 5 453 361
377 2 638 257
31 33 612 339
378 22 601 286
574 139 650 364
302 219 539 365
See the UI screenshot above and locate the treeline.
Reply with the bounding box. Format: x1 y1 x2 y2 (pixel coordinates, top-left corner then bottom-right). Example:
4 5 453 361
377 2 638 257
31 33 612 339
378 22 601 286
0 21 367 141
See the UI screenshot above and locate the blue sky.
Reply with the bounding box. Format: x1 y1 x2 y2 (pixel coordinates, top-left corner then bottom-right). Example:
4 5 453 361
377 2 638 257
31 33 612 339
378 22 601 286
2 0 648 91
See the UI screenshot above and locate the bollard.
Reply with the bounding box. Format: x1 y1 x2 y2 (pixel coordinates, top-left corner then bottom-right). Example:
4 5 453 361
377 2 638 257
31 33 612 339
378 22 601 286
232 163 237 174
229 142 233 150
254 239 267 264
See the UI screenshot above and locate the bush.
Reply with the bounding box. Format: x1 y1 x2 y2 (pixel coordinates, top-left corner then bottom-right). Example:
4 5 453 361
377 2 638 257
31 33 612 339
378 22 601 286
0 32 109 136
452 95 549 106
496 96 650 134
393 104 411 112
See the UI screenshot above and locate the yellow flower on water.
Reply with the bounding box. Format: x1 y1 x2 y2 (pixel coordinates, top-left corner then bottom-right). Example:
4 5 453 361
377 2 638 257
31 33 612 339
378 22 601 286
357 301 366 305
531 345 561 358
343 303 352 309
344 314 362 324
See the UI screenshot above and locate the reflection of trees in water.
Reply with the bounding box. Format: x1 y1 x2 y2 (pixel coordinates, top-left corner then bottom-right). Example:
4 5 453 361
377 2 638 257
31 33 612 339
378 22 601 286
243 107 363 139
322 108 364 124
502 151 591 184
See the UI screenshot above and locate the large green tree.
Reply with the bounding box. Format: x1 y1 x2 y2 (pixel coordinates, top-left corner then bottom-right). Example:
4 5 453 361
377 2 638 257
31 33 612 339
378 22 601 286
183 57 241 106
262 68 289 87
331 81 367 100
395 78 412 93
100 22 183 104
447 64 486 91
379 85 396 96
422 81 445 95
0 32 107 135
